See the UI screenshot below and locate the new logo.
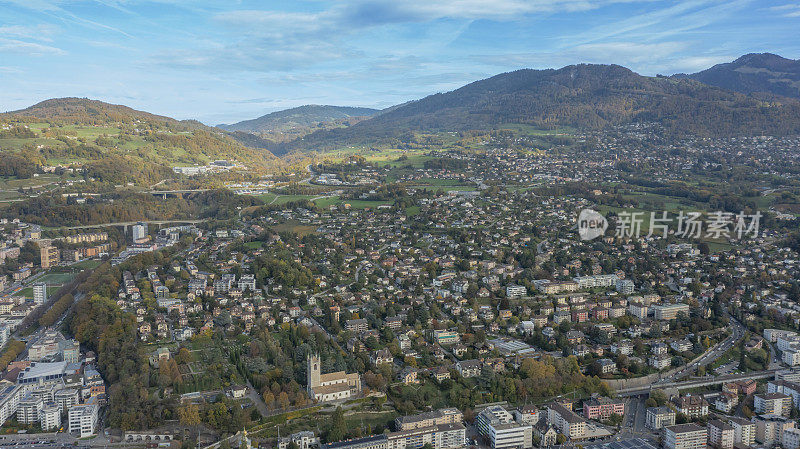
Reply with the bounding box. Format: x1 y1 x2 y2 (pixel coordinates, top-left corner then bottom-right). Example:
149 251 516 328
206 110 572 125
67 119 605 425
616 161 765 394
577 209 608 241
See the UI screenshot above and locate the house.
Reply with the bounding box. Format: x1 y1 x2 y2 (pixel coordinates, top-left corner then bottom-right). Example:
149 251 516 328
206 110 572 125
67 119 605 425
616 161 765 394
398 368 419 385
432 366 451 382
674 396 709 418
371 349 394 366
455 360 481 378
596 358 616 374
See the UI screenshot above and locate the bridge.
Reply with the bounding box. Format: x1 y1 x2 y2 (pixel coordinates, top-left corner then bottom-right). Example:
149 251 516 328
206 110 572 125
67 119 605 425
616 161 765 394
616 369 777 396
148 189 211 198
57 219 207 232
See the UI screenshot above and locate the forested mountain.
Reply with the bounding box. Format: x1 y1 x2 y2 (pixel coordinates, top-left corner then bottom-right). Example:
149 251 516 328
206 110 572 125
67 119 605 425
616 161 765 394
8 98 198 127
219 105 380 133
676 53 800 99
0 98 276 183
285 63 800 150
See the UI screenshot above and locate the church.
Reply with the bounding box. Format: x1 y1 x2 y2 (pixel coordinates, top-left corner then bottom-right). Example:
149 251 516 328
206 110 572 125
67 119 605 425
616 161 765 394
306 353 361 402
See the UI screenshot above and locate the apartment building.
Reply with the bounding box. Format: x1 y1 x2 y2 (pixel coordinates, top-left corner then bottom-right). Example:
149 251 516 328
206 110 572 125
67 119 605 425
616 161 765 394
664 424 707 449
546 402 586 441
708 420 734 449
674 396 708 419
754 393 792 417
395 408 463 431
653 303 690 321
768 379 800 408
755 414 795 445
728 417 755 447
582 397 625 420
475 405 533 449
646 407 676 430
68 403 99 438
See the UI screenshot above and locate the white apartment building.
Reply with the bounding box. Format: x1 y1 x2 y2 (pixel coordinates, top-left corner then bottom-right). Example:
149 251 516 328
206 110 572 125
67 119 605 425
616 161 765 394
755 393 792 417
0 385 22 427
646 406 675 430
546 403 586 441
476 405 533 449
765 329 798 343
708 420 734 449
506 285 527 299
729 417 755 447
68 403 99 438
768 380 800 408
664 424 707 449
755 415 795 445
54 387 80 413
33 283 47 305
783 348 800 366
653 303 690 321
784 428 800 449
17 394 44 424
40 403 61 431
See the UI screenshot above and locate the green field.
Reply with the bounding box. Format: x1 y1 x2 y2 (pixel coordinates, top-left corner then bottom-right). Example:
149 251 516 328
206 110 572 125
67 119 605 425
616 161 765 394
242 241 264 250
36 272 76 284
17 285 56 300
314 196 392 210
497 123 575 135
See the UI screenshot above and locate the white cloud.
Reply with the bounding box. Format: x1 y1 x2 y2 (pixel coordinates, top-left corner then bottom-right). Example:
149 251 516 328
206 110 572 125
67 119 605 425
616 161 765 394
0 38 66 55
769 3 800 17
0 24 59 42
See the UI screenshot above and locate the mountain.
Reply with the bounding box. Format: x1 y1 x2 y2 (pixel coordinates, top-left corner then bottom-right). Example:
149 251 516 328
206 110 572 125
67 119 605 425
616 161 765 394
288 63 800 150
676 53 800 99
219 104 380 134
0 98 277 183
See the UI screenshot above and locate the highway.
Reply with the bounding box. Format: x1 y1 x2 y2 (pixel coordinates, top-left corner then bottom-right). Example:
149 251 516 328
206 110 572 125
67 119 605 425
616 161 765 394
617 369 777 396
54 218 206 230
654 313 747 385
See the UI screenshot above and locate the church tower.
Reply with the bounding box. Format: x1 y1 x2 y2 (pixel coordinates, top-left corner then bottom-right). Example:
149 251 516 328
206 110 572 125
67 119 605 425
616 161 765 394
307 353 321 391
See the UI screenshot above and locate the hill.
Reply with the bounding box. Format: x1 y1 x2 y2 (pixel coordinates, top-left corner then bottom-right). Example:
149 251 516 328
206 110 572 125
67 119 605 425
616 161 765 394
0 98 276 184
219 104 380 134
676 53 800 99
288 63 800 150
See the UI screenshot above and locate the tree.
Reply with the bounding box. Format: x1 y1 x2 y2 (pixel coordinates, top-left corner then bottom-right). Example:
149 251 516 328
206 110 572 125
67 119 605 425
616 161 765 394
326 407 347 442
178 403 201 440
650 389 667 406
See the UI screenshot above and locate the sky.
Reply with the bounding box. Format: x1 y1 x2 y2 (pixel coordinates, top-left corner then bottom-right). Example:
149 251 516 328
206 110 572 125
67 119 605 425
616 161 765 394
0 0 798 125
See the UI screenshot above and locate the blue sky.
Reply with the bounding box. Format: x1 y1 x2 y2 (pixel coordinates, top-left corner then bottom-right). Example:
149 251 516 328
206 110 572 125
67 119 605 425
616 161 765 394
0 0 798 124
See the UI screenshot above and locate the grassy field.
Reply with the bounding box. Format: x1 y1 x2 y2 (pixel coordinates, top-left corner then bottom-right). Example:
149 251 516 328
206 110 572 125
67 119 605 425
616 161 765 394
17 285 56 299
241 241 264 250
314 197 392 210
270 221 318 236
497 123 575 135
36 272 76 284
0 174 69 190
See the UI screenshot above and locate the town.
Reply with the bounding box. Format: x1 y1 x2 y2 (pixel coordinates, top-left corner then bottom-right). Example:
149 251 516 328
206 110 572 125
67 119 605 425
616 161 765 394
0 127 797 449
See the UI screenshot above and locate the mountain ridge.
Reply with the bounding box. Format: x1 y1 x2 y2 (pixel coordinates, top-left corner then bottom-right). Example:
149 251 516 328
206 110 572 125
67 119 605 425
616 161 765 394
0 97 278 179
675 53 800 99
281 62 800 151
218 104 381 134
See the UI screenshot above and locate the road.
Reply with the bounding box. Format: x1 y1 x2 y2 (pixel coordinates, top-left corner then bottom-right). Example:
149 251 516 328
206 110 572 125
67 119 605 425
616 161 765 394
617 369 776 396
52 219 207 230
245 380 269 417
655 313 746 384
